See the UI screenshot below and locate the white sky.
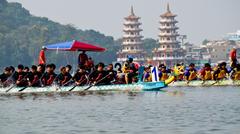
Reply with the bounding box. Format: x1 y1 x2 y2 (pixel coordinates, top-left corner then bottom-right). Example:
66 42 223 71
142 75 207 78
7 0 240 45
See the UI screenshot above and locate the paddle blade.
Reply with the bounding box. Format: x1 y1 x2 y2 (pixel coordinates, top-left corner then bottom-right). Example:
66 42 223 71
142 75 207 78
138 66 145 82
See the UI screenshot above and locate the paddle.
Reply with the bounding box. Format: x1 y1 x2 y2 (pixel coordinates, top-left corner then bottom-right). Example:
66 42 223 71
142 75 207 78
6 72 30 93
68 71 94 91
3 70 15 84
18 86 28 92
18 73 45 92
7 77 27 93
19 71 62 92
137 66 145 82
83 72 113 91
5 85 15 93
4 71 16 92
68 75 88 91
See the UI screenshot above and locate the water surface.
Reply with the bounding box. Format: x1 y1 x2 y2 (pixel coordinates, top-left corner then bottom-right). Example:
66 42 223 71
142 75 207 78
0 87 240 134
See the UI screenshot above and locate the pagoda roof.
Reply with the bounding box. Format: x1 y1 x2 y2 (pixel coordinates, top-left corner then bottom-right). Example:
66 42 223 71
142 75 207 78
160 3 177 17
125 6 140 19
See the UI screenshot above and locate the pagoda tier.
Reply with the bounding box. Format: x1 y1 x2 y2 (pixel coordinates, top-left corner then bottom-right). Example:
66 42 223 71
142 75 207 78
152 3 185 66
117 6 146 62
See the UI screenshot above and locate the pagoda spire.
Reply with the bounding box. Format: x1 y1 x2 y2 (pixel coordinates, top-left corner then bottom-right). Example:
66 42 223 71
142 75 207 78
167 3 171 13
117 6 146 62
153 3 184 66
130 6 135 16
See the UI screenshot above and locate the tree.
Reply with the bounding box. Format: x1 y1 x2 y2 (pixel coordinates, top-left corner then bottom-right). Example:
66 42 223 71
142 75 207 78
202 39 209 45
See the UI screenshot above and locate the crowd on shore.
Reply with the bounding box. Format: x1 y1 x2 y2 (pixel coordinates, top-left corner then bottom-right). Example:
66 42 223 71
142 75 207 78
0 48 239 88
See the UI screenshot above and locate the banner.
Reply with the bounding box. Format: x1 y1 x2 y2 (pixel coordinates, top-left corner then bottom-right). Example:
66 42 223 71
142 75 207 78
151 66 159 82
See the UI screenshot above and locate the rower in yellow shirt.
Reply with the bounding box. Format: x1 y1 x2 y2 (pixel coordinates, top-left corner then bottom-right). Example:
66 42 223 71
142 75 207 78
184 63 198 81
213 62 229 80
231 64 240 80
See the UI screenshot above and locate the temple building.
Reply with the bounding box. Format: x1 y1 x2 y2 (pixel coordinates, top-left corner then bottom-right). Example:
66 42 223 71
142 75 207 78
152 4 185 66
117 6 146 62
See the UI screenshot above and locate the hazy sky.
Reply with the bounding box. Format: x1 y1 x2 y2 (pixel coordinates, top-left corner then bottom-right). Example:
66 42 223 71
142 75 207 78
7 0 240 44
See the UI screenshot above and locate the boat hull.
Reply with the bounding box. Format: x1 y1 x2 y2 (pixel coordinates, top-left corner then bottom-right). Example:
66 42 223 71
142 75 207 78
0 81 167 95
168 80 240 87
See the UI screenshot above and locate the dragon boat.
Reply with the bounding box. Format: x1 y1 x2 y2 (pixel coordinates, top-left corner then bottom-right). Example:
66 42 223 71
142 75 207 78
0 78 239 96
0 76 175 95
168 79 240 87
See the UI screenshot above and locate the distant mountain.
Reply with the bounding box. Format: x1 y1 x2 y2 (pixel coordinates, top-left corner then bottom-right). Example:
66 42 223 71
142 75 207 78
0 0 120 68
0 0 156 69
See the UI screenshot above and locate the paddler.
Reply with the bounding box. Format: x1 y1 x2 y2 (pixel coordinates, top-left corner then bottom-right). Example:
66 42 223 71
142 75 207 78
122 57 137 84
199 63 213 80
78 51 88 67
231 64 240 80
174 63 185 81
41 64 57 86
184 63 198 81
0 67 11 87
229 47 238 69
38 46 46 65
213 62 229 80
85 57 94 73
105 64 117 84
37 64 45 75
13 64 28 87
5 66 15 86
27 65 42 87
72 66 88 86
66 65 72 74
89 62 108 85
143 65 152 82
55 67 72 86
159 65 170 81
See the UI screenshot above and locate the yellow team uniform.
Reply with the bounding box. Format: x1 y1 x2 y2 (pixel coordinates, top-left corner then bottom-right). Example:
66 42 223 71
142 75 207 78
160 72 169 81
204 70 213 80
188 70 197 81
233 71 240 80
217 69 227 79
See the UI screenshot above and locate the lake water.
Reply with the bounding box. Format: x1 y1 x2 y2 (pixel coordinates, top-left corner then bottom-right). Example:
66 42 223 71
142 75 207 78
0 86 240 134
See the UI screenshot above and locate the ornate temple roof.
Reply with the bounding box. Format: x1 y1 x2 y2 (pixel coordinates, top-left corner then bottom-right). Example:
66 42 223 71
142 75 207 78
125 6 140 20
160 3 176 17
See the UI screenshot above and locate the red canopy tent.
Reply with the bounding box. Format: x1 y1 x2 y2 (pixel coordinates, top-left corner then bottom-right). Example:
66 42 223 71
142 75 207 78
43 40 106 52
38 40 106 64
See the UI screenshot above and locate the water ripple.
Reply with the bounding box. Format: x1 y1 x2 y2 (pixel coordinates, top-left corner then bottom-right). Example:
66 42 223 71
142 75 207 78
0 87 240 134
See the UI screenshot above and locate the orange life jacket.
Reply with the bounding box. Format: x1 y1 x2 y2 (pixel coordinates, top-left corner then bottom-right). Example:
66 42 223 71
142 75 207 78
160 72 169 81
233 71 240 80
204 70 212 80
218 69 227 79
188 70 197 81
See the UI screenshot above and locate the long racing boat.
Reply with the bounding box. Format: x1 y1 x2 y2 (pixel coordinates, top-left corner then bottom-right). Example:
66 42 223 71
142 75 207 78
0 76 175 95
168 79 240 87
0 77 239 96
